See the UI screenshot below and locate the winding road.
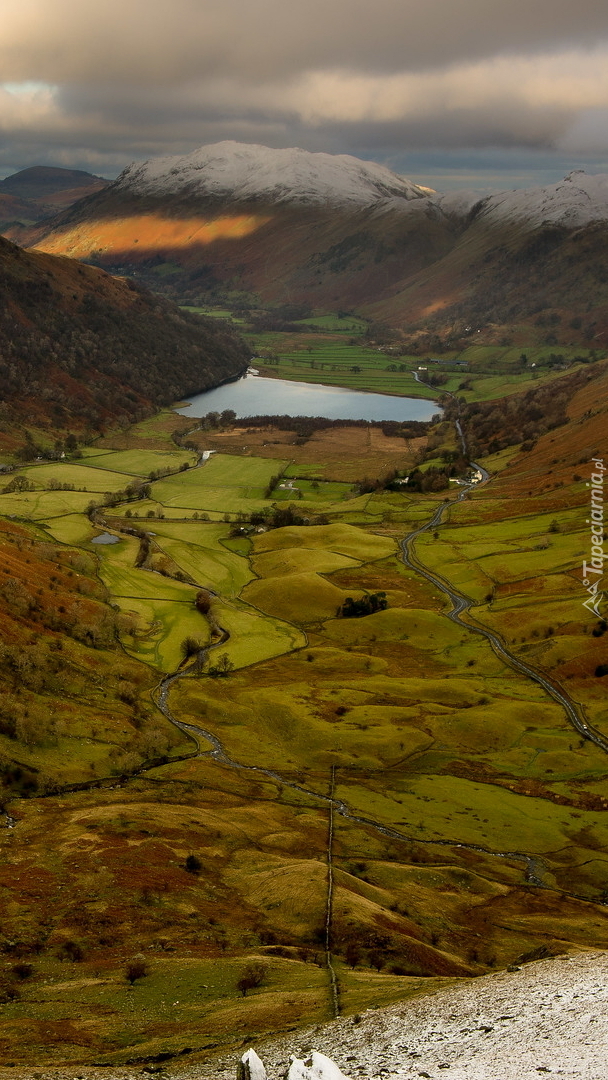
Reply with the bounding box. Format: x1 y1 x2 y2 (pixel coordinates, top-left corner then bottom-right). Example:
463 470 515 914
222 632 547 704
147 415 608 903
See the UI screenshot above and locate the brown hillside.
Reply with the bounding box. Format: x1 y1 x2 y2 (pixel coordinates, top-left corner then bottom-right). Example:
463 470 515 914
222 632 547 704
22 194 461 309
0 235 249 438
18 177 608 341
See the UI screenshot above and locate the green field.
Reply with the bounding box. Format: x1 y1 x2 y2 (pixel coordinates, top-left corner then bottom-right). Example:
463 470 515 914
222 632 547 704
147 520 254 596
21 462 143 491
248 331 595 405
2 383 608 1068
0 487 97 518
147 453 289 514
252 341 429 399
81 448 197 475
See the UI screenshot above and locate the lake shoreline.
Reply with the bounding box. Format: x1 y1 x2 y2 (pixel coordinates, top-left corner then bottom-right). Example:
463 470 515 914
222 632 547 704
176 371 441 423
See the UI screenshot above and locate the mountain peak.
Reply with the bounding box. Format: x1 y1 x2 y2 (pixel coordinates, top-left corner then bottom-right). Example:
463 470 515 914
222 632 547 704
473 170 608 228
114 141 431 208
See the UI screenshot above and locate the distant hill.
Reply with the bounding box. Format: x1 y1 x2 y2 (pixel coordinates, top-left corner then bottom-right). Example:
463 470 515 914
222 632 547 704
0 166 109 232
11 144 608 345
0 234 249 440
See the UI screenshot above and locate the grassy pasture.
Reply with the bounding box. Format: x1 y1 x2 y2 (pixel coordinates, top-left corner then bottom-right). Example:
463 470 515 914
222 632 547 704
254 522 396 561
250 336 593 404
148 520 254 595
20 462 138 491
119 594 211 670
273 478 355 503
95 409 192 449
94 537 209 669
192 453 289 491
0 721 131 786
206 598 307 668
242 572 354 624
0 487 97 518
241 522 396 623
254 345 430 400
338 772 608 857
175 667 431 776
44 512 97 545
81 447 197 474
144 452 287 514
252 546 359 578
415 504 588 604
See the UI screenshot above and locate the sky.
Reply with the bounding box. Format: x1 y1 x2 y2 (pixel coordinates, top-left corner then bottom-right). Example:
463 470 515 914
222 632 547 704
1 0 608 193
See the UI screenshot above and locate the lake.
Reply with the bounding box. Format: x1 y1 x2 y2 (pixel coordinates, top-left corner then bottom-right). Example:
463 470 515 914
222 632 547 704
177 372 439 422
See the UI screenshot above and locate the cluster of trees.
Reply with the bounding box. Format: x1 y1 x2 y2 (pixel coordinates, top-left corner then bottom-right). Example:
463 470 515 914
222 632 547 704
2 475 34 494
444 365 592 455
355 459 466 495
399 465 460 493
264 472 284 498
199 409 237 429
249 504 309 530
235 414 432 442
339 592 388 618
236 961 267 996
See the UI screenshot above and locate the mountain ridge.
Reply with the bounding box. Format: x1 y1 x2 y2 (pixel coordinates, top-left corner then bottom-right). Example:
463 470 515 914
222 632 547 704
7 143 608 343
114 140 431 208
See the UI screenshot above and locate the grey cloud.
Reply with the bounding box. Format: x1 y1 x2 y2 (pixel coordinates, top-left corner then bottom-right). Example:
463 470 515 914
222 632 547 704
2 0 608 186
3 0 608 85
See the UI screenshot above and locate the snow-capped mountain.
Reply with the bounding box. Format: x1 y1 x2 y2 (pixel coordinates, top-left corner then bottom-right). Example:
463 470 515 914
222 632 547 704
114 141 431 208
434 171 608 229
18 142 608 338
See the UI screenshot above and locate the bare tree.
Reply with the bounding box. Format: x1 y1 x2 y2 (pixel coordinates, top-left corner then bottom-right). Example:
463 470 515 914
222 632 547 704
236 961 267 996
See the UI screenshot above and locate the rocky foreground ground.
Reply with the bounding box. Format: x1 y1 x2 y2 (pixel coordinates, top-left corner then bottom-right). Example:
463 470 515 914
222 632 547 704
1 950 606 1080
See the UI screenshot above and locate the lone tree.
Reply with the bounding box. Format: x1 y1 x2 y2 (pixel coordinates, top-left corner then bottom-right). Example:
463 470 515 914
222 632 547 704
236 961 267 996
181 636 207 671
185 854 202 874
208 652 235 678
195 590 212 614
125 959 148 984
181 636 205 659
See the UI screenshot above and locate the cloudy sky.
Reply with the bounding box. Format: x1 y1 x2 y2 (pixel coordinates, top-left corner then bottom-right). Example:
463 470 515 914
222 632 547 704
1 0 608 191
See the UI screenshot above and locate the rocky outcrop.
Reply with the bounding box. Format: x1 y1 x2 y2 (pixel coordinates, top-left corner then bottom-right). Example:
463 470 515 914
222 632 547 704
238 1049 350 1080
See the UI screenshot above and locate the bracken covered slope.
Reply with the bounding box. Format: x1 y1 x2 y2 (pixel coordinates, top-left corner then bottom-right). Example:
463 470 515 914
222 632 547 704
0 235 250 434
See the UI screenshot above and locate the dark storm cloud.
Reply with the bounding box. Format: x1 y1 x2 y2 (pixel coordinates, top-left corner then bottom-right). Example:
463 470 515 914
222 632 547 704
1 0 608 187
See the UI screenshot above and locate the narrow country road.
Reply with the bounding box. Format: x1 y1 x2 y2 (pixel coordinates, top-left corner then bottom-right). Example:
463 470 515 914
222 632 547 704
400 469 608 755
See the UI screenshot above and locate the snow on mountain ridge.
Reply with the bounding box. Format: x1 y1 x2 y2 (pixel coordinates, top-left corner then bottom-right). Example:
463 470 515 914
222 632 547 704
115 141 430 208
472 170 608 228
114 144 608 227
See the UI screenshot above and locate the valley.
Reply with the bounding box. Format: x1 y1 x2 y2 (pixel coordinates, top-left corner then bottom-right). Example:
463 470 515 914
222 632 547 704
0 144 606 1074
0 339 606 1071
